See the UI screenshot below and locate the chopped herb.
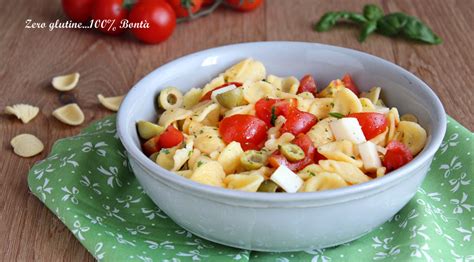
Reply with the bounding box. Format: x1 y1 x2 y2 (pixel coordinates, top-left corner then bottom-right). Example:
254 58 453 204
270 106 277 126
350 156 356 159
199 130 204 134
330 102 335 107
329 112 345 119
197 161 203 167
161 148 170 154
309 171 316 177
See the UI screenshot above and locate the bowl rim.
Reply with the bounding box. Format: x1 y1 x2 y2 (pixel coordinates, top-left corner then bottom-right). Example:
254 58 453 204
117 41 446 203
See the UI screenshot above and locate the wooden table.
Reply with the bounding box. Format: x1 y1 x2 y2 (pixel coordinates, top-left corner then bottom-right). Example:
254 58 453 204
1 0 473 260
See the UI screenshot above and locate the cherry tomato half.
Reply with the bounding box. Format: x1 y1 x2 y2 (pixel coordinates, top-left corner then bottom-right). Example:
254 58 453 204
297 74 317 95
342 74 360 96
91 0 128 35
280 108 317 136
129 0 176 44
226 0 263 12
255 98 297 127
346 112 388 140
219 114 268 151
383 140 413 172
167 0 203 17
142 136 161 156
158 125 184 148
200 82 243 101
62 0 94 22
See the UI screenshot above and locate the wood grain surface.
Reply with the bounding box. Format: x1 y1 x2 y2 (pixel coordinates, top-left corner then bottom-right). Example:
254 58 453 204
1 0 473 260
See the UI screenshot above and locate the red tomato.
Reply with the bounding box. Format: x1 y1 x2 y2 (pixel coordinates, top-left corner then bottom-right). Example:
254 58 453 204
202 0 214 5
219 114 268 151
129 0 176 44
346 112 388 140
200 82 242 101
62 0 94 22
268 134 317 172
254 98 297 127
91 0 128 35
158 125 184 148
167 0 203 17
142 136 161 156
342 74 360 96
226 0 263 12
383 140 413 172
280 108 317 136
297 74 317 95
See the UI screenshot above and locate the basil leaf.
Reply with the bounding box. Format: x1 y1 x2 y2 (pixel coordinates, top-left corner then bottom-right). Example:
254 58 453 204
401 16 442 44
314 12 367 32
377 13 442 44
376 13 408 36
363 4 384 21
359 20 377 42
270 106 277 126
329 112 345 119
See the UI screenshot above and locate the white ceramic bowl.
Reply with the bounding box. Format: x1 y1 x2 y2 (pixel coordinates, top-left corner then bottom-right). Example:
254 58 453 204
117 42 446 252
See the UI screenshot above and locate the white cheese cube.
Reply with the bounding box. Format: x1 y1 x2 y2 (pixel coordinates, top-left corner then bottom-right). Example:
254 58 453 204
358 141 382 172
210 84 237 103
329 117 367 144
270 165 303 193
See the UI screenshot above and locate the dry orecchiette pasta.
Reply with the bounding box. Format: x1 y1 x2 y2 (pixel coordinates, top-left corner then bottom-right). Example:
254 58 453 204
137 59 428 193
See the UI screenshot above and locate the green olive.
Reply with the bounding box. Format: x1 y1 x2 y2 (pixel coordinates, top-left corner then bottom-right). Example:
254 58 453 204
137 121 165 140
280 144 305 162
216 88 245 108
257 180 279 193
158 87 183 110
240 150 266 170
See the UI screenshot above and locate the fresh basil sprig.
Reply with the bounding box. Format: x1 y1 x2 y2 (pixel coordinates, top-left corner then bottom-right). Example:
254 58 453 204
314 4 442 44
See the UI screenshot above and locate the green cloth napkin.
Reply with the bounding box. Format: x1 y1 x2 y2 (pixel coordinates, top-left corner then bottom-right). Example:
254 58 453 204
28 115 473 261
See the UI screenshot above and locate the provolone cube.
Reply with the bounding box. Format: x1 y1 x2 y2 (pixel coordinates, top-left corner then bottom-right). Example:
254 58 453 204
210 84 237 102
358 141 382 172
329 117 366 144
270 165 303 193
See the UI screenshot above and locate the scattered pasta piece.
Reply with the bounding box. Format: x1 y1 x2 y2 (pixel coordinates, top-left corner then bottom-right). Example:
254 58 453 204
190 160 225 187
52 72 80 91
331 88 363 115
223 58 266 83
52 103 85 126
97 94 124 111
4 104 39 124
10 133 44 157
302 172 348 192
224 174 264 192
400 113 418 123
394 121 427 155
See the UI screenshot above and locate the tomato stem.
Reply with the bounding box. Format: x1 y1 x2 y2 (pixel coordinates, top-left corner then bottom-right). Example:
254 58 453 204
177 0 224 23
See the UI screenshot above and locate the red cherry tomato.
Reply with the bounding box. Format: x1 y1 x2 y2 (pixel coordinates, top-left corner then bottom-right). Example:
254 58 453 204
342 74 360 96
268 134 317 172
167 0 203 17
383 140 413 172
91 0 128 35
297 74 317 95
142 136 161 156
129 0 176 44
280 108 317 136
226 0 263 12
158 125 184 148
254 98 297 127
202 0 214 6
219 114 268 151
200 82 242 101
62 0 94 22
346 112 388 140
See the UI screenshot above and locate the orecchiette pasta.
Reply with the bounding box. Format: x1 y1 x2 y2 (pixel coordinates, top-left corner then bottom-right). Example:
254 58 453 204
137 59 428 193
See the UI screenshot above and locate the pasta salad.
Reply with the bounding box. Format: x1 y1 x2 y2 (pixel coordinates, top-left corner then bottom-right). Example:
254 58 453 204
136 59 427 193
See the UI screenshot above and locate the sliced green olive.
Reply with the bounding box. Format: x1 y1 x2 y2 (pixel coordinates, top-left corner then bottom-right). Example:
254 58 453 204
216 88 245 108
240 150 266 170
257 180 279 193
280 144 305 162
137 121 165 140
158 87 183 110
